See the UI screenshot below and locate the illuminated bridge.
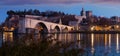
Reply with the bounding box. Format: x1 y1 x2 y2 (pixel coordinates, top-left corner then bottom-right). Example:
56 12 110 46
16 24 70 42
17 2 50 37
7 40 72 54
18 15 73 33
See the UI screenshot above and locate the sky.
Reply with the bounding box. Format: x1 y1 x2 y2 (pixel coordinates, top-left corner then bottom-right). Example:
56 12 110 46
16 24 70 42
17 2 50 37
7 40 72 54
1 0 120 23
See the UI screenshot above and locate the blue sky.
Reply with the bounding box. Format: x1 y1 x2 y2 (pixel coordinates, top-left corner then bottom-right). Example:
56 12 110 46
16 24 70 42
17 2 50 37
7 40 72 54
1 0 120 23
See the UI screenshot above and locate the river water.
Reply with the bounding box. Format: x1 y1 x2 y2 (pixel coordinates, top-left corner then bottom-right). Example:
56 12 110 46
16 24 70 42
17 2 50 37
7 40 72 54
51 33 120 56
1 32 120 56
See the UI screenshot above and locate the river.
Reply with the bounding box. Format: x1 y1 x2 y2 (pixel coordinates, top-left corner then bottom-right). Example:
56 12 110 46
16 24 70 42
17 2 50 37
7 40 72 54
1 32 120 56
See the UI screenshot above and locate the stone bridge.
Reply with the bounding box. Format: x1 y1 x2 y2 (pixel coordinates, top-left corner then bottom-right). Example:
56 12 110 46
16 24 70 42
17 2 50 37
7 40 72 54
18 15 73 33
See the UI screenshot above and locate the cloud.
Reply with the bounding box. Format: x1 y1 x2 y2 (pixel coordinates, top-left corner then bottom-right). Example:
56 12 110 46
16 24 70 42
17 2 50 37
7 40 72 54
0 0 85 5
92 0 120 3
1 0 120 5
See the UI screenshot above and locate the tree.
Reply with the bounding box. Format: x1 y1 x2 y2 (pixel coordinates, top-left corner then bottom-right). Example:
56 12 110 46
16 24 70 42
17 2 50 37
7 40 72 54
27 9 33 15
7 10 15 15
33 9 40 15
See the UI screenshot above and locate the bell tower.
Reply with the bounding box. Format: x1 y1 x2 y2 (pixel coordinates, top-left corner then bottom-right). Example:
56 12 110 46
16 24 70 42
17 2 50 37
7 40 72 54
80 8 86 16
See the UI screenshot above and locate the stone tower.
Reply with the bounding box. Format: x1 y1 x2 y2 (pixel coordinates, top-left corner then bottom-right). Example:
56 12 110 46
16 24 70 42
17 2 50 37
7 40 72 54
81 8 86 16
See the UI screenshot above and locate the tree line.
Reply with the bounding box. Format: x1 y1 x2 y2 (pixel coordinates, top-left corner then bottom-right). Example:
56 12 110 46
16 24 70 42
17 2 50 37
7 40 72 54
7 9 65 17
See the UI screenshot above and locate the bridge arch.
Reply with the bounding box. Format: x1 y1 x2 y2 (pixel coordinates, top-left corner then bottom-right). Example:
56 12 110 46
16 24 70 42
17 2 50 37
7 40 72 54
65 27 68 30
35 22 48 33
54 26 60 32
71 28 74 31
63 27 68 32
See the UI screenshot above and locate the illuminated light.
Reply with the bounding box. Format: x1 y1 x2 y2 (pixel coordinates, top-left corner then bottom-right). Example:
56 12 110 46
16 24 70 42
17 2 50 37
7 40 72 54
116 25 119 28
116 33 119 53
3 32 13 42
3 32 7 42
9 32 13 41
91 26 95 31
10 27 14 31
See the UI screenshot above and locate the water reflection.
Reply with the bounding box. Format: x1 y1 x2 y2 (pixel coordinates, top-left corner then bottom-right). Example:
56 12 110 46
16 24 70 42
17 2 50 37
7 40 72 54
108 34 111 53
91 33 95 55
105 34 108 50
2 32 120 56
116 33 119 53
78 33 80 41
109 34 111 48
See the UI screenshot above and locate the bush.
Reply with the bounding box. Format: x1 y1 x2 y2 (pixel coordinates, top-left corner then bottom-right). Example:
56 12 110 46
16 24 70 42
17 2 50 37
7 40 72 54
0 34 85 56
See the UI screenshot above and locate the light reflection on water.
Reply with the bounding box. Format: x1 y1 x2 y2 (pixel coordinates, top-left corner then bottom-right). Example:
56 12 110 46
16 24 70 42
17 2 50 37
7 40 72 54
109 34 111 49
1 32 120 56
116 33 119 53
91 33 95 55
108 34 111 53
84 33 120 56
52 33 117 56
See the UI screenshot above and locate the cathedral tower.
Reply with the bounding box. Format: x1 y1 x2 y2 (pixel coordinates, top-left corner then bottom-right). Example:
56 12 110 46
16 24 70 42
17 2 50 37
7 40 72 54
80 8 86 16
